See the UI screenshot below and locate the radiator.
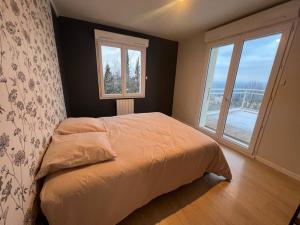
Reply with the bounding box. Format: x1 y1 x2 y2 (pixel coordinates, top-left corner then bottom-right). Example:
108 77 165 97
116 99 134 115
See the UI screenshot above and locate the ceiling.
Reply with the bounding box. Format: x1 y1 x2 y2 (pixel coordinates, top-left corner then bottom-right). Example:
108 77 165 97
52 0 288 41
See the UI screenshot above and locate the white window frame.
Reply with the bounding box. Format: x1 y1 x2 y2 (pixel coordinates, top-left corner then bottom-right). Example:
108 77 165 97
95 30 149 99
196 20 296 157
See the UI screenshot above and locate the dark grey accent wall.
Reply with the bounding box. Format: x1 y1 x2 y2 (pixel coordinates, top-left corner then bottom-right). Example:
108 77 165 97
51 8 71 116
55 16 178 117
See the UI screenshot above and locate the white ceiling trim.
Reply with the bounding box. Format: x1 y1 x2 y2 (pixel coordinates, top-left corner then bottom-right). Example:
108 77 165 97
205 0 300 42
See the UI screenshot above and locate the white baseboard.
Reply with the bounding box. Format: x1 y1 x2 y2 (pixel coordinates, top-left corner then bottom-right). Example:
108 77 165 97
255 156 300 182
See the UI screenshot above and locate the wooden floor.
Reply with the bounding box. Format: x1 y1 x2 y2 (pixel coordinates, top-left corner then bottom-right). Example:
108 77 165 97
119 148 300 225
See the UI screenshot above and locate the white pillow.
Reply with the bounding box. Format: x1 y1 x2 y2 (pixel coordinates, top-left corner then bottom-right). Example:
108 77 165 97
36 132 115 179
55 117 106 135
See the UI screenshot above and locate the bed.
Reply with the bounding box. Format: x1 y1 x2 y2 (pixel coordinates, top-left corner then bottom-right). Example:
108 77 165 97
40 112 232 225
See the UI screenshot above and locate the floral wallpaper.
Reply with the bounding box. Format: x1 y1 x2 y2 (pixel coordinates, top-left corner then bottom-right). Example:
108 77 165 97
0 0 66 224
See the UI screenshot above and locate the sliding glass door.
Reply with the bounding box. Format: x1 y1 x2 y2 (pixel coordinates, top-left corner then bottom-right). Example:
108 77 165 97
199 23 292 153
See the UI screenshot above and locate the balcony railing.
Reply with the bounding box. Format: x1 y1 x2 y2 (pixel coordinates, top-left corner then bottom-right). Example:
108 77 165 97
207 88 265 113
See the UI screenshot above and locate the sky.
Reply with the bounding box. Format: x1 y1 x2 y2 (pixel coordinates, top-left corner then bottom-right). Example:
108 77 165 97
127 49 141 77
101 45 121 77
211 33 282 85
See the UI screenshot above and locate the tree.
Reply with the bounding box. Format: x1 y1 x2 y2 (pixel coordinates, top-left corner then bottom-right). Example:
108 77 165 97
104 64 113 94
133 57 141 92
126 51 130 77
124 55 141 93
126 51 131 92
134 57 140 78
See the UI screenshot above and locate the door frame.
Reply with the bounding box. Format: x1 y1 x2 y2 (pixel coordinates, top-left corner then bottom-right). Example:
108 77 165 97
196 20 295 157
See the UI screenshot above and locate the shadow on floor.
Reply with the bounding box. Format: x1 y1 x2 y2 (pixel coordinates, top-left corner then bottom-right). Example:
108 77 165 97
118 173 225 225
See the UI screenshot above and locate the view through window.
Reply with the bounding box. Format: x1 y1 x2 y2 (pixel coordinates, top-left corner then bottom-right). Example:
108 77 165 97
199 32 283 148
101 45 122 94
199 44 234 131
99 44 144 98
126 49 141 94
223 33 282 145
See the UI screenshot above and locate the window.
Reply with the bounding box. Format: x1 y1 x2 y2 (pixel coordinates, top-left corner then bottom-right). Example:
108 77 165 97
199 44 234 132
101 45 122 95
222 33 282 145
95 30 148 99
126 49 142 94
198 21 293 153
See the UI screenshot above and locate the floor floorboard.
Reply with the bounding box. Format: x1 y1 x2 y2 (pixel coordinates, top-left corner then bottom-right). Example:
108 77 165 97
119 148 300 225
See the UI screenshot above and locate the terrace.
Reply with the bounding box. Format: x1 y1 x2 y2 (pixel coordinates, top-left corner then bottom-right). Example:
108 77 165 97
204 88 264 145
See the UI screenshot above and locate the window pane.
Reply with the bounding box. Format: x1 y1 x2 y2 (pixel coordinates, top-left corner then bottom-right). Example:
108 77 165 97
126 49 142 94
223 33 282 146
199 44 234 132
101 45 122 94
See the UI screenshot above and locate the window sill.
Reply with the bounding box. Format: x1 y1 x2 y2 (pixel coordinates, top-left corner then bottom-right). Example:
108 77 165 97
99 94 145 100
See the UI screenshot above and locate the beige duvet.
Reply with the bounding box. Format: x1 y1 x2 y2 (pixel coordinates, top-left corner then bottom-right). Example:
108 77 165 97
40 113 232 225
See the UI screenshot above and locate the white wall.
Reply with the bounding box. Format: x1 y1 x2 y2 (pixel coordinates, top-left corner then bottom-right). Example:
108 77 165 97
256 22 300 177
172 31 206 126
172 23 300 178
